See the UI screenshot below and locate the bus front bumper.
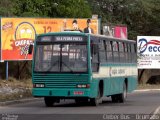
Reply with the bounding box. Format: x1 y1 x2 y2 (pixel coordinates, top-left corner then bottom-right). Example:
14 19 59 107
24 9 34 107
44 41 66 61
32 88 92 98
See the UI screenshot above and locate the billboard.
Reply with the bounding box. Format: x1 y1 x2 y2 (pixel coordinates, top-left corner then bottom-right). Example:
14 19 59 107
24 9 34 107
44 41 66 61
137 36 160 69
103 25 114 37
103 25 127 39
1 18 99 61
114 26 127 39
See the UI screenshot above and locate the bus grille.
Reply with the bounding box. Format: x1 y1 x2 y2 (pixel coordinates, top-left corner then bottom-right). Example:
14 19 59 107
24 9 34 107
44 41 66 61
33 73 89 88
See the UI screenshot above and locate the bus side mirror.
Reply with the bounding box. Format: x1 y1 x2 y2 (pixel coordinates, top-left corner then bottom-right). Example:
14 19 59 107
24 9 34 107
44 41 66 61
28 44 33 54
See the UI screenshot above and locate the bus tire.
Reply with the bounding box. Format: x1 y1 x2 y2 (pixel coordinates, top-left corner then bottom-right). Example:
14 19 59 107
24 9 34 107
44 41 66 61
75 98 88 104
44 97 55 107
111 95 119 103
75 99 81 104
119 83 127 103
90 89 101 106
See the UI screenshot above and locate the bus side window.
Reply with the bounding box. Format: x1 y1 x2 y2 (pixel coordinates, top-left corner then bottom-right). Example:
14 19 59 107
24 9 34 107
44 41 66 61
106 41 113 62
124 43 128 63
131 44 136 63
113 41 119 62
134 44 137 63
99 40 107 63
119 42 125 63
127 44 131 63
91 42 99 72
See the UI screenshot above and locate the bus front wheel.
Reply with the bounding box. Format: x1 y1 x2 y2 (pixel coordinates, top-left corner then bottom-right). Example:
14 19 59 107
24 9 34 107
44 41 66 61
90 89 101 106
44 97 55 107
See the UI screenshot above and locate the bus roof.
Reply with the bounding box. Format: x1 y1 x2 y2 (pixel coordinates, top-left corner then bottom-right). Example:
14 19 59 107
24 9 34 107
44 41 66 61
90 34 136 43
37 32 136 43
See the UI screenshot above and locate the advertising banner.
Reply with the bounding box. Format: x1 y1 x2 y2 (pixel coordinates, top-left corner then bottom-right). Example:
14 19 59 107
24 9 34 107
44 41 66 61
1 18 99 61
137 36 160 69
103 25 127 39
103 25 114 37
114 26 127 39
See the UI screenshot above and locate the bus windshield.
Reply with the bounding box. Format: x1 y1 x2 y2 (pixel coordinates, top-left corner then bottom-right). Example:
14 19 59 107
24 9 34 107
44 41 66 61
34 43 88 73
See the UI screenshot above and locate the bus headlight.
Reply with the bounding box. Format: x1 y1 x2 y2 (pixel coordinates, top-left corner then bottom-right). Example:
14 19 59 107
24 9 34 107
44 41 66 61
77 84 90 88
34 84 45 88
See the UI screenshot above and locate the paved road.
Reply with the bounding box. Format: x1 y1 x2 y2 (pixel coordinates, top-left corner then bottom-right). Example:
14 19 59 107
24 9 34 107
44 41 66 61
0 91 160 120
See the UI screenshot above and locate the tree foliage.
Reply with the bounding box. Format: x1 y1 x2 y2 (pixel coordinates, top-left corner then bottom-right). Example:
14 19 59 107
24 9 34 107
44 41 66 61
13 0 92 18
0 0 14 16
87 0 160 39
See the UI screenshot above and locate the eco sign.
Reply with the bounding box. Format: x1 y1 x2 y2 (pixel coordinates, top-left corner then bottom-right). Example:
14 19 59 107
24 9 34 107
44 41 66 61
1 18 99 61
137 36 160 69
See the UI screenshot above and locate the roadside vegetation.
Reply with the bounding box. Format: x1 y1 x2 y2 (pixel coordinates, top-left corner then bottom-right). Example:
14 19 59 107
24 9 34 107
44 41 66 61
137 84 160 90
0 77 32 102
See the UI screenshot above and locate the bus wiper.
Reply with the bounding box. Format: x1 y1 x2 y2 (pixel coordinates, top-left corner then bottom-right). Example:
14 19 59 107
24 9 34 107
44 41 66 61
46 60 59 72
61 61 74 73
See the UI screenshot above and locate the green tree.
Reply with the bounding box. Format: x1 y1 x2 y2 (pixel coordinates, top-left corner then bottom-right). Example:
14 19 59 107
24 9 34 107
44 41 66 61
0 0 14 16
13 0 92 18
87 0 160 39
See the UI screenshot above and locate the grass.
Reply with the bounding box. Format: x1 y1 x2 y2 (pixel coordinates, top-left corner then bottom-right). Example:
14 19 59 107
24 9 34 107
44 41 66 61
137 84 160 90
0 77 32 102
0 77 32 88
0 91 32 102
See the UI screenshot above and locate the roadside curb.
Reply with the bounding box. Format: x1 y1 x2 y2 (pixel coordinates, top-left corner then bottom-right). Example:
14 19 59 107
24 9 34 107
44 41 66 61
0 98 42 106
134 89 160 92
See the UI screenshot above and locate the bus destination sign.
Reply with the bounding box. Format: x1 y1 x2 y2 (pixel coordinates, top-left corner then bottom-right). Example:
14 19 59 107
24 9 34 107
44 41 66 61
55 36 83 42
39 36 87 43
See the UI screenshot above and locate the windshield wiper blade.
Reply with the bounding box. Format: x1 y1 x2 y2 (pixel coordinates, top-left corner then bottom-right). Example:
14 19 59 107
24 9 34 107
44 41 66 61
46 60 59 72
61 61 74 73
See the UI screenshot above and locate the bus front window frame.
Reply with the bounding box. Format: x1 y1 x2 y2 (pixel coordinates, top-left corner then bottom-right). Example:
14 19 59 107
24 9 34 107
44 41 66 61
34 42 88 73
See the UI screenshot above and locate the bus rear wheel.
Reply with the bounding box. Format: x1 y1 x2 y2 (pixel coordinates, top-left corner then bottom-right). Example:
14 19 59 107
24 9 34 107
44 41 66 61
119 83 127 103
111 83 127 103
111 95 119 103
44 97 55 107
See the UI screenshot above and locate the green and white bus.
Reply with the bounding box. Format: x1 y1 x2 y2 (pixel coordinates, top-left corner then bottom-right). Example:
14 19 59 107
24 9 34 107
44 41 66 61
31 31 137 106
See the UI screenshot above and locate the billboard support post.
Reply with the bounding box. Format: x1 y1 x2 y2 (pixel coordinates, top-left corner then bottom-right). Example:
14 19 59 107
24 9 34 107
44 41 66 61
6 61 8 80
